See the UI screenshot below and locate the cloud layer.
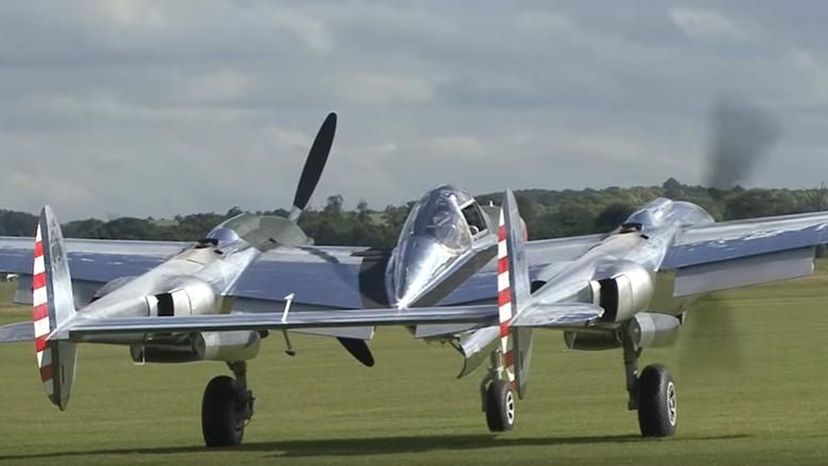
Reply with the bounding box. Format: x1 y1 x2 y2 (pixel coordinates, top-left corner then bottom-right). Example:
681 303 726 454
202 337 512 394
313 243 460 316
1 1 827 219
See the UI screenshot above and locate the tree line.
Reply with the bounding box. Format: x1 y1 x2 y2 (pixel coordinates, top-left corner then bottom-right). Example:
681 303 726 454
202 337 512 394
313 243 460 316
0 178 824 249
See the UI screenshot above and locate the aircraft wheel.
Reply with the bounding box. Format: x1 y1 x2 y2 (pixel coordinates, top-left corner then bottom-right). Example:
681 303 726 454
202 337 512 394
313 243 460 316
636 364 677 437
485 379 516 432
202 375 246 447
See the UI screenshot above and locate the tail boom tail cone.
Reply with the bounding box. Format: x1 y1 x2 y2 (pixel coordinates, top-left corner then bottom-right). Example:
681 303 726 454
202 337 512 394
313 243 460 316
32 206 77 410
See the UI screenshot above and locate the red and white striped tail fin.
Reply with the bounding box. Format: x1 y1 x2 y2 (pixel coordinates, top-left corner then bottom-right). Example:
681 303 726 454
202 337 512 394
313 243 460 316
496 209 516 385
32 206 77 410
497 189 534 398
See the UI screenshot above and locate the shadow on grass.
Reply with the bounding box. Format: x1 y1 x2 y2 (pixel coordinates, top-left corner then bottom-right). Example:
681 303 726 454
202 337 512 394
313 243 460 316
0 433 750 460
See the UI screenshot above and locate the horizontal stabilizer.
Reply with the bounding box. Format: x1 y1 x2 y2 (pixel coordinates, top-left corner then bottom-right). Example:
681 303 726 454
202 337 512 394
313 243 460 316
511 303 604 328
0 321 34 343
64 305 498 339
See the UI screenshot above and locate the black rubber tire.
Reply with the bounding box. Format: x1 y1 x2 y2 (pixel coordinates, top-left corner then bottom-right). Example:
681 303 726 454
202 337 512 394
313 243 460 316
637 364 677 437
202 375 245 447
485 379 516 432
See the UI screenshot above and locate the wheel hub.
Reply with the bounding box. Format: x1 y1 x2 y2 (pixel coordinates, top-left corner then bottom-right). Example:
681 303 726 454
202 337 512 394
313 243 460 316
666 381 677 426
505 389 516 425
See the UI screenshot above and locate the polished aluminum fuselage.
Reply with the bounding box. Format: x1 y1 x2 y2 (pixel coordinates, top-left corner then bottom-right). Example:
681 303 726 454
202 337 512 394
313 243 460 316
532 198 714 318
68 240 259 343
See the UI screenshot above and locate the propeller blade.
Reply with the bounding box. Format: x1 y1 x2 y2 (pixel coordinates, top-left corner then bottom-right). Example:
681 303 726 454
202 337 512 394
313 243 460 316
336 337 375 367
290 112 337 222
704 96 780 191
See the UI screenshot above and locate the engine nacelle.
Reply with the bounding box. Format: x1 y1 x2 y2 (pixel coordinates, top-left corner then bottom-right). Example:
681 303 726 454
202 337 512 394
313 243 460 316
563 312 681 351
146 277 216 317
590 262 655 322
628 312 680 348
130 330 261 363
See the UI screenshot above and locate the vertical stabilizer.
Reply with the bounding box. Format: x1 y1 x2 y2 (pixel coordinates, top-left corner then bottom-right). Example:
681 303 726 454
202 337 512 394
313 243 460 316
499 189 534 398
32 206 77 410
456 190 535 393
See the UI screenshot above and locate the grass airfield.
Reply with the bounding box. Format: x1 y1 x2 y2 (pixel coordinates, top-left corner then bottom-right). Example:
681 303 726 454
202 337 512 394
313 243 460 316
1 273 828 466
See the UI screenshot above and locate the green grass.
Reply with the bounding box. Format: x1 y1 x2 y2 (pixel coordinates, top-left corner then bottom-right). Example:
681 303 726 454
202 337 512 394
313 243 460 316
1 274 828 466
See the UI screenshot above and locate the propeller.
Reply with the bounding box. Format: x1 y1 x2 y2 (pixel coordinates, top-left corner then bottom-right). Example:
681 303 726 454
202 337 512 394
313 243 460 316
289 112 337 222
679 96 780 373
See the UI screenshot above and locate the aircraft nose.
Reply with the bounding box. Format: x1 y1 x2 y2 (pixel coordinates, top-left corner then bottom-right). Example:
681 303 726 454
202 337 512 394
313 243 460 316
393 236 454 309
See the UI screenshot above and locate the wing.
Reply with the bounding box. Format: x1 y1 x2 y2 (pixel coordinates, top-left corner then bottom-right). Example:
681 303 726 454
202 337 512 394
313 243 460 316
0 321 34 343
0 232 603 311
0 236 188 304
662 211 828 296
230 234 605 310
230 245 385 310
525 233 605 263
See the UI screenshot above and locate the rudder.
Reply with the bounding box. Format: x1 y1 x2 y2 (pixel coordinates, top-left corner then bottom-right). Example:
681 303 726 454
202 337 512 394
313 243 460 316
32 206 77 410
499 189 534 398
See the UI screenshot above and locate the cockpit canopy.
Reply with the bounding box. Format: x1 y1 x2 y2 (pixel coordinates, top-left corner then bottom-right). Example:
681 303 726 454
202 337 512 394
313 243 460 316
390 185 490 307
621 198 673 232
400 186 477 252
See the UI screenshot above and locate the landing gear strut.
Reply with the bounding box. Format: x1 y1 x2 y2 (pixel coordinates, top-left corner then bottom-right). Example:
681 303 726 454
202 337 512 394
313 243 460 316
622 326 677 437
481 352 517 432
202 361 255 447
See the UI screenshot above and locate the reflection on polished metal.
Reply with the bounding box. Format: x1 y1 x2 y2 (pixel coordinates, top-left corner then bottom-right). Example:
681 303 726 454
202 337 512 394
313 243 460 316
388 185 496 309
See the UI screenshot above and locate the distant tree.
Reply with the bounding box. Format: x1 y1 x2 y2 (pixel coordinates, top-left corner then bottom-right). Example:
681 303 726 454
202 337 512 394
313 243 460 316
0 210 37 236
662 177 683 199
64 219 106 238
324 195 344 215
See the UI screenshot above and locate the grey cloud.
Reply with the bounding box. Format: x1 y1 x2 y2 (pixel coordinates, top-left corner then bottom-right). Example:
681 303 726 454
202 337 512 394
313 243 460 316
0 1 827 220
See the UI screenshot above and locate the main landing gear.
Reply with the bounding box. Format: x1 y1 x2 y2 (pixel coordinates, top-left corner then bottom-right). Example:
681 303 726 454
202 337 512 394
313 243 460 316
481 352 517 433
622 328 677 437
202 361 255 447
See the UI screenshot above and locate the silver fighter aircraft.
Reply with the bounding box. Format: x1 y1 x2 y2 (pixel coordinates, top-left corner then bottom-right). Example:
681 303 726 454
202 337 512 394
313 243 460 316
2 111 828 446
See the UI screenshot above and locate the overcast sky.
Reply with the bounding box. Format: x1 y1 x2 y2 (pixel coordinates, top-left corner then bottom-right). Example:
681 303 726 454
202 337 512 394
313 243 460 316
1 1 827 219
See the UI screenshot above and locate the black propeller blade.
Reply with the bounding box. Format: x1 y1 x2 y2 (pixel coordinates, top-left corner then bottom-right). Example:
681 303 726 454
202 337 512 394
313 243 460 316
336 337 375 367
289 112 337 222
